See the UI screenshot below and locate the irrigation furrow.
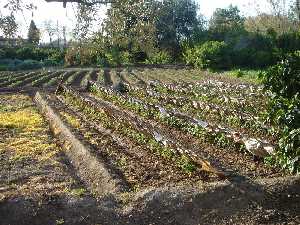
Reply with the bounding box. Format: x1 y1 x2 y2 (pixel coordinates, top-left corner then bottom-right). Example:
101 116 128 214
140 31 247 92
0 71 39 88
80 70 94 87
65 71 83 85
10 71 50 88
70 71 88 86
52 89 216 187
0 71 26 83
31 71 64 87
88 82 276 159
34 92 127 196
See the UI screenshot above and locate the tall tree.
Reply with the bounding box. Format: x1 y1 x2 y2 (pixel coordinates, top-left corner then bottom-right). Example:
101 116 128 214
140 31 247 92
209 5 245 40
0 15 18 42
27 20 40 45
296 0 300 20
73 4 97 42
155 0 201 54
104 0 157 54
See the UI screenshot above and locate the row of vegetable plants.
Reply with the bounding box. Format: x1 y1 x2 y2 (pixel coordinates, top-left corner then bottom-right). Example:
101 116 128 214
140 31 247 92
48 92 214 188
0 71 25 83
88 81 275 158
10 71 52 88
118 78 275 140
45 71 72 87
31 71 64 87
141 79 266 114
0 71 39 87
56 84 207 175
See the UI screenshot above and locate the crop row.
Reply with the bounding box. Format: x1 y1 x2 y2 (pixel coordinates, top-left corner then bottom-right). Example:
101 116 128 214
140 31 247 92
88 81 275 158
0 70 101 89
55 84 228 178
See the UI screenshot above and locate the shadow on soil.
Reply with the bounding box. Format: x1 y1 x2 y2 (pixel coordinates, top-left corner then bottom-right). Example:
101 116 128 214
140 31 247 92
0 177 299 225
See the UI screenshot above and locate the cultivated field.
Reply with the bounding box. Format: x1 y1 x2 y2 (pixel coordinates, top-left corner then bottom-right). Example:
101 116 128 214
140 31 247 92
0 68 299 225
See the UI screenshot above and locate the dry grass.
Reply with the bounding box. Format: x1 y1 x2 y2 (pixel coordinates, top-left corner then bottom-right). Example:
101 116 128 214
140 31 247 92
0 95 58 162
0 94 82 200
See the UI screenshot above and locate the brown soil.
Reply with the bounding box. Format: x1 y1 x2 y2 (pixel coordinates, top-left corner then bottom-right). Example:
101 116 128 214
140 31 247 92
0 69 299 225
86 91 283 180
44 92 215 190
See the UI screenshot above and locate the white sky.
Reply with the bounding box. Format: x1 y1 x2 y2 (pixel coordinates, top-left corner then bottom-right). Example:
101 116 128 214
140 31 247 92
0 0 276 42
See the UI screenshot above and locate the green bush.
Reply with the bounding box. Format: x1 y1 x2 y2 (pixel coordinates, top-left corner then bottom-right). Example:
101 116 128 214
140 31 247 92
0 64 7 71
183 41 231 69
16 47 35 60
103 48 122 67
121 51 133 65
14 60 43 70
253 51 276 68
43 59 59 67
260 53 300 173
1 47 17 59
0 49 5 59
230 69 244 78
145 51 172 64
47 50 64 64
96 55 109 67
65 46 80 66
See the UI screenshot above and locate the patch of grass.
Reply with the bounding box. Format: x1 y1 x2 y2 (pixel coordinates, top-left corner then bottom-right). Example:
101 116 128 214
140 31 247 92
60 112 81 128
225 69 262 83
0 94 59 162
70 188 86 197
56 218 65 225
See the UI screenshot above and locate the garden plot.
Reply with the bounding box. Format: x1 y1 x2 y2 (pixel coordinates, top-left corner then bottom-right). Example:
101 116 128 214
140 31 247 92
119 79 273 141
44 86 216 190
0 68 299 225
87 81 282 178
0 70 99 89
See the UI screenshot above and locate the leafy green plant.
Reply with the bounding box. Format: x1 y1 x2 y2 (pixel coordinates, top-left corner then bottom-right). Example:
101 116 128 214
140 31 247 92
230 69 244 78
0 65 7 71
183 41 231 69
260 53 300 173
70 188 86 197
145 51 172 64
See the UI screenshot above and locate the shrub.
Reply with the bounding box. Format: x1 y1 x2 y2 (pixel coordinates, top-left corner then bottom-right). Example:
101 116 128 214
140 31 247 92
253 51 276 68
0 49 5 59
121 51 133 65
145 51 172 64
14 60 43 70
183 41 231 69
43 59 59 67
260 53 300 173
230 48 255 67
230 69 244 78
96 55 109 67
65 46 80 66
1 47 17 59
16 47 35 60
104 48 122 67
0 65 7 71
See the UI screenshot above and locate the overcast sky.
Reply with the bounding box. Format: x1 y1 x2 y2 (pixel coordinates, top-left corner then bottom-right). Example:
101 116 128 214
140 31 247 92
0 0 275 42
